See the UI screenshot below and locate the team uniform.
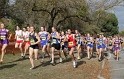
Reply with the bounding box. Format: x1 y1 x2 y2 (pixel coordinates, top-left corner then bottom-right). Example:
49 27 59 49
0 29 9 45
67 34 76 51
97 38 104 49
51 32 60 50
86 37 93 48
29 33 39 49
60 35 68 50
39 31 48 47
113 39 120 51
15 30 23 43
22 31 30 45
102 37 107 49
76 34 83 46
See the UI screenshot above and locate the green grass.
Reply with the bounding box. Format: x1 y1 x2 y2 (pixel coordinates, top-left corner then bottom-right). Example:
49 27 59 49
0 52 103 79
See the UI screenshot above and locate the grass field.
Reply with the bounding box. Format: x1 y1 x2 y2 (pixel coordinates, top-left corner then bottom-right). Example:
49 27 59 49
0 51 110 79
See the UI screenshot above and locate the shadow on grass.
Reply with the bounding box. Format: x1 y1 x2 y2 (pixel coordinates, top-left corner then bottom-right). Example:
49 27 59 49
0 64 17 70
7 57 29 64
77 60 86 67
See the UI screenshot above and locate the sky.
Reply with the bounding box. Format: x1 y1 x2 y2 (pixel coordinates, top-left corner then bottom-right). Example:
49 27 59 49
114 6 124 31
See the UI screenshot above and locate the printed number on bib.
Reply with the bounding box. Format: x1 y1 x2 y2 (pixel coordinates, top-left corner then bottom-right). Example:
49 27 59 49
87 41 91 44
42 37 46 40
52 39 56 44
116 44 119 47
69 42 74 46
61 42 64 45
0 36 5 40
17 36 22 40
30 38 35 43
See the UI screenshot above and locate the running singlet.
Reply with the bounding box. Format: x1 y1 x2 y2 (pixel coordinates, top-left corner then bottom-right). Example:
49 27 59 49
114 39 120 47
51 32 60 44
98 38 103 45
0 29 8 40
39 31 48 41
86 37 91 44
68 34 76 48
76 34 81 44
29 33 38 45
15 30 23 40
103 37 106 44
61 35 65 45
23 31 30 41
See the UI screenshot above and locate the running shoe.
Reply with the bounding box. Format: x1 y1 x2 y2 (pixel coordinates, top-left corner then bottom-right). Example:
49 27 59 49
87 57 90 60
40 59 44 63
98 58 101 62
50 61 55 66
77 56 81 60
30 67 35 70
73 60 77 68
59 58 63 63
21 53 24 57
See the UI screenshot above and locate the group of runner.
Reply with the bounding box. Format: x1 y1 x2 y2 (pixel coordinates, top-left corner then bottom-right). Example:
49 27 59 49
0 23 124 69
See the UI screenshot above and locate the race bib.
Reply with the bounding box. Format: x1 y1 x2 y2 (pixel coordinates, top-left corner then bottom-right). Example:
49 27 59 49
24 37 29 41
61 42 64 45
69 42 74 46
87 41 91 44
17 36 22 40
99 41 102 45
116 44 119 47
42 37 46 40
30 38 35 43
52 39 56 44
0 36 6 40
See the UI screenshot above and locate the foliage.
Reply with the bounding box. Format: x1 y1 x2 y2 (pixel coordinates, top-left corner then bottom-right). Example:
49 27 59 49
119 30 124 36
97 12 118 36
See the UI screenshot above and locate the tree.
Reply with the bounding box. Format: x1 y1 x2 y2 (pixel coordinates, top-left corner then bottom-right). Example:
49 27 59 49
0 0 7 18
97 12 119 36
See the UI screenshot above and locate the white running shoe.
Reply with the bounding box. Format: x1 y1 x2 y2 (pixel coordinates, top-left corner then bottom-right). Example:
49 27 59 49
50 61 55 66
21 53 24 57
77 56 81 60
59 58 63 63
73 60 77 68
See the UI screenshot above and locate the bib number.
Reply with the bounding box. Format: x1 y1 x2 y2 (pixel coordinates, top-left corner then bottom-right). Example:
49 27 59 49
17 36 22 40
42 37 46 40
30 38 35 44
0 36 6 40
69 42 74 46
52 39 56 44
87 41 91 44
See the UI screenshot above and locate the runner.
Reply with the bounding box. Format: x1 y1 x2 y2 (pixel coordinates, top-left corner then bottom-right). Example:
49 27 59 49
95 34 99 55
50 27 62 65
108 36 113 52
121 36 124 50
96 34 104 61
45 27 51 60
60 31 68 59
113 36 121 61
22 27 30 58
86 33 94 60
29 26 40 69
0 23 12 64
64 29 77 68
15 26 24 57
101 34 107 51
75 30 83 60
39 26 50 62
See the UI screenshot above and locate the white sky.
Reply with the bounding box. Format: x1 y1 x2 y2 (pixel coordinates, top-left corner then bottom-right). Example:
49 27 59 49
114 6 124 31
